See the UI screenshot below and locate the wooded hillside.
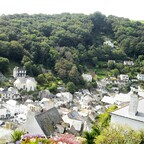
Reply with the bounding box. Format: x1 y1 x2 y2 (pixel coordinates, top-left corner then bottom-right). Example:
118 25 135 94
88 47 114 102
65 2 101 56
0 12 144 90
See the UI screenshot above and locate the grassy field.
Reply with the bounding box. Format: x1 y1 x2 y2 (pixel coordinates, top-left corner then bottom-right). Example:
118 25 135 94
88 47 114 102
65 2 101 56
95 68 107 80
86 67 108 80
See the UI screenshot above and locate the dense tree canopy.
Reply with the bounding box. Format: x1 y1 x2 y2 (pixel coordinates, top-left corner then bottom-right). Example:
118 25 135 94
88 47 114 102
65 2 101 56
0 12 144 86
0 57 9 73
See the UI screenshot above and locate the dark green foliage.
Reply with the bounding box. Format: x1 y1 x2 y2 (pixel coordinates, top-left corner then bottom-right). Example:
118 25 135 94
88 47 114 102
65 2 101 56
94 125 142 144
11 130 26 142
83 127 100 144
0 13 144 87
84 106 117 144
36 72 63 93
119 83 131 93
140 81 144 89
107 61 115 69
66 82 77 94
96 105 118 130
0 57 9 73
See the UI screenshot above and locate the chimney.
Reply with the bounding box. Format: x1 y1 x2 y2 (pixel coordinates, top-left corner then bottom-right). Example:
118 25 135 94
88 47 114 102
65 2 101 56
129 91 139 116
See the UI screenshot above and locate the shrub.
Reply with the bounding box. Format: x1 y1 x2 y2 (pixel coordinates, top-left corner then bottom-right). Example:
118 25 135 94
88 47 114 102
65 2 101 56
11 130 26 142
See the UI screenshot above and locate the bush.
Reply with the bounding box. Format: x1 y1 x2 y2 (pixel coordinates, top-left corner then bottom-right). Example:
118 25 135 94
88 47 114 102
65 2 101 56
66 82 77 94
11 130 26 142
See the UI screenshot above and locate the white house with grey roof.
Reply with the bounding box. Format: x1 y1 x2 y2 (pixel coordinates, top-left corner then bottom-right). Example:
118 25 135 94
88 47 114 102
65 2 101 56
5 99 20 117
25 107 64 136
0 87 19 100
110 92 144 131
82 73 92 82
0 101 11 119
101 96 115 105
119 74 129 81
103 41 114 47
14 77 37 92
137 74 144 81
123 61 134 66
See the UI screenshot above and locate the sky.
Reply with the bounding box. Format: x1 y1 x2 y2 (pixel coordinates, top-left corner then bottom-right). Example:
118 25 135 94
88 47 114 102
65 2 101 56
0 0 144 20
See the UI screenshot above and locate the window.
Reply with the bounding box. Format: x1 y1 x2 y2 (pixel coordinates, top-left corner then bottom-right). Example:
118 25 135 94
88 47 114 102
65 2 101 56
6 114 10 118
1 115 4 119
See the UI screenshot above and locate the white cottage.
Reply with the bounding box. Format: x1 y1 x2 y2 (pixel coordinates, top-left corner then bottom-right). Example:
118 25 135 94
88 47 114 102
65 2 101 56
137 74 144 81
0 87 19 100
14 77 37 91
123 61 134 66
5 99 19 116
0 101 11 119
82 74 92 82
103 41 114 47
0 107 10 119
119 74 129 81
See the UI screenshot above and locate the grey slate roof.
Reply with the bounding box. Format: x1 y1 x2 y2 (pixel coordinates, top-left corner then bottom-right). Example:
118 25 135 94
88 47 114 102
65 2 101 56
111 98 144 122
17 67 26 72
68 111 84 122
35 107 62 136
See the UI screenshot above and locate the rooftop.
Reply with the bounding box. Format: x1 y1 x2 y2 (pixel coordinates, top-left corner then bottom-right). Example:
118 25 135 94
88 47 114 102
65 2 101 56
111 98 144 122
35 107 62 136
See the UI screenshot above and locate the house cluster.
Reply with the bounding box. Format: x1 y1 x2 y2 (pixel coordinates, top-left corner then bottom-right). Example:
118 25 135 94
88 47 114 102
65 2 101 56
0 69 111 137
119 73 144 82
1 74 143 137
108 60 134 66
0 67 37 100
0 67 144 138
107 60 144 82
96 80 144 131
0 88 106 137
101 86 144 106
0 87 20 100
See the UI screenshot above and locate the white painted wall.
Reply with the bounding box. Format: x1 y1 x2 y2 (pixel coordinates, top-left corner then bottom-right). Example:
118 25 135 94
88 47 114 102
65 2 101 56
82 74 92 82
0 108 7 118
111 114 144 131
14 77 37 92
25 111 45 136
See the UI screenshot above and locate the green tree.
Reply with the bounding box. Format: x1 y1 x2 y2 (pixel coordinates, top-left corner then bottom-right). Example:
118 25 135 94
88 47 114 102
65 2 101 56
9 41 24 61
0 57 9 73
95 106 117 130
68 65 81 84
111 68 120 77
55 58 73 81
21 55 31 65
94 125 142 144
84 127 100 144
108 61 115 69
11 130 26 142
66 82 77 94
84 106 117 144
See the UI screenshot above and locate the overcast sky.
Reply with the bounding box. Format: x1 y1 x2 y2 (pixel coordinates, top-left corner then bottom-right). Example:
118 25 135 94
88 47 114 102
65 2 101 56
0 0 143 20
